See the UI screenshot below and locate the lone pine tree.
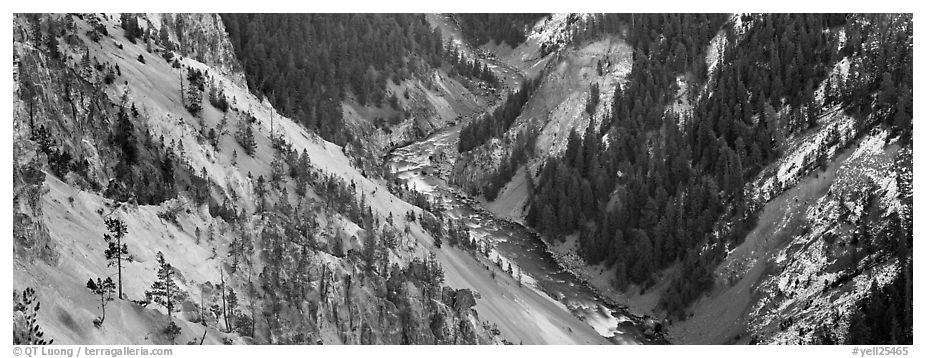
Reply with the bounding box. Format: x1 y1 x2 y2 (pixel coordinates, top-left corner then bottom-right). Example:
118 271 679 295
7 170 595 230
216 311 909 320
185 68 205 116
236 118 257 156
103 217 130 299
86 277 116 327
146 251 186 318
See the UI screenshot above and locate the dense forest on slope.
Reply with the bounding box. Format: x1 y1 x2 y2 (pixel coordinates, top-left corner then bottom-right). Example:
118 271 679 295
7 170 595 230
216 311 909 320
527 13 729 295
13 12 913 346
455 14 547 47
458 78 540 153
220 14 445 146
526 13 912 321
445 43 500 87
838 14 913 142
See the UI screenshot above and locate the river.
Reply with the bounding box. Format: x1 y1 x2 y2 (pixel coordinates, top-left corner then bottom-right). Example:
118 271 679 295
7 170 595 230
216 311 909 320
386 124 663 345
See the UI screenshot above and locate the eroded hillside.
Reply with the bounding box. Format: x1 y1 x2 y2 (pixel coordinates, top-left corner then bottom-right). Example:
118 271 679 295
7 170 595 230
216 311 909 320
12 12 913 346
13 13 496 345
13 12 644 346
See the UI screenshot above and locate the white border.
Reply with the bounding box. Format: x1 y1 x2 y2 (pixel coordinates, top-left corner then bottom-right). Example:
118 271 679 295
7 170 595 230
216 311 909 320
3 3 923 357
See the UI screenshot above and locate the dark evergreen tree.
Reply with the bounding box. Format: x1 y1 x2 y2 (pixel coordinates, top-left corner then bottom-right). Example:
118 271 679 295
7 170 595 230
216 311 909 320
145 252 186 318
236 118 257 156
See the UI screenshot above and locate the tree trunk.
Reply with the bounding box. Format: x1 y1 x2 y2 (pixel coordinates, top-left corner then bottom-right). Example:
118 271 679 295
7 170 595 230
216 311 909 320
200 286 206 327
264 315 273 344
167 270 172 319
180 66 185 107
100 293 106 323
29 101 34 138
221 269 229 332
247 261 256 337
117 236 123 299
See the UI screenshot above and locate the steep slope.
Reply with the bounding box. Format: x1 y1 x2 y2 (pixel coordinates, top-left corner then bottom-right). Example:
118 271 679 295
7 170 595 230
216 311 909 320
13 13 492 345
450 15 633 219
13 12 633 346
385 15 660 344
650 15 911 344
221 14 496 179
469 13 913 345
216 13 630 344
668 117 906 344
13 12 912 346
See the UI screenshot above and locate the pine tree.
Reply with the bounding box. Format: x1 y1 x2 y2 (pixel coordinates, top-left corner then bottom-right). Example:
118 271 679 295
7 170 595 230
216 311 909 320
86 277 116 327
146 252 186 318
120 13 140 43
185 82 203 116
45 19 60 60
255 176 266 200
236 120 257 156
103 217 130 299
185 69 205 115
226 287 239 322
363 232 379 272
219 269 232 332
158 23 171 50
586 83 600 115
270 154 286 185
113 107 138 166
